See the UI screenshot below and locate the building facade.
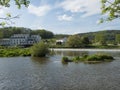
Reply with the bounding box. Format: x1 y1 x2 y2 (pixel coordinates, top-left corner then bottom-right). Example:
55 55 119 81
0 34 41 46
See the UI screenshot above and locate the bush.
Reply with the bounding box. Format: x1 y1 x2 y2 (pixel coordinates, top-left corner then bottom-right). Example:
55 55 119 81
0 48 31 57
85 53 114 61
61 53 114 64
31 42 49 57
62 56 72 63
72 56 81 62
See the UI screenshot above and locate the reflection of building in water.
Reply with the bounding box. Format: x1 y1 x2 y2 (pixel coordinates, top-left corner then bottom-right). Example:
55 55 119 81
0 34 41 47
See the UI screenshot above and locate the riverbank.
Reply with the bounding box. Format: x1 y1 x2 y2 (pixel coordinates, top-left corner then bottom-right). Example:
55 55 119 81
51 48 120 52
1 47 120 57
0 48 31 57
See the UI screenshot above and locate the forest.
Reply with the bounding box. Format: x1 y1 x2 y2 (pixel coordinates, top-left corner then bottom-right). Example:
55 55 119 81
0 27 120 46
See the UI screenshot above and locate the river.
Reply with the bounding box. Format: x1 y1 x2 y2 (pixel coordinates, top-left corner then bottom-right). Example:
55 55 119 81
0 49 120 90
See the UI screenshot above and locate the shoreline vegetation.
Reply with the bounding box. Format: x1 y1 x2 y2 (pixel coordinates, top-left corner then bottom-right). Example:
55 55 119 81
0 46 119 57
49 45 120 49
62 53 114 64
0 42 49 57
0 48 31 57
0 45 115 64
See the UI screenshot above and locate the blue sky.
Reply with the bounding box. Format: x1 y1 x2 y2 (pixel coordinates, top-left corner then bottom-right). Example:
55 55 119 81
0 0 120 34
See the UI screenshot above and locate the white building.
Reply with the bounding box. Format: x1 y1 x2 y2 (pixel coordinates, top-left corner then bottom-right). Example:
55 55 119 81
0 34 41 46
0 39 10 46
56 37 67 45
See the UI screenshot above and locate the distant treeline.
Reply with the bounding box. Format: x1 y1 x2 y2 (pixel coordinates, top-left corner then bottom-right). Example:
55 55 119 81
0 27 120 44
0 27 54 39
77 30 120 44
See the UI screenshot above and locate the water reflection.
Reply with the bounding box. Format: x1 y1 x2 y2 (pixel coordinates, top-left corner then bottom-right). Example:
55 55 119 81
31 57 50 64
55 51 88 57
54 50 120 57
0 50 120 90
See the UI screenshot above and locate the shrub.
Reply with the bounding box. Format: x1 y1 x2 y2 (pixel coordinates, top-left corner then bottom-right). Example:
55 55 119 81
31 42 49 57
62 56 72 63
85 53 114 61
72 56 81 62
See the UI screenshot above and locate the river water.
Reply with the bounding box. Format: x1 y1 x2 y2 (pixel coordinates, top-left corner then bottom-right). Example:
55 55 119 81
0 49 120 90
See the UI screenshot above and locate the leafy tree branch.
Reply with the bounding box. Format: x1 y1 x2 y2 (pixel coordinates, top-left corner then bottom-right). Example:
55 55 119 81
100 0 120 23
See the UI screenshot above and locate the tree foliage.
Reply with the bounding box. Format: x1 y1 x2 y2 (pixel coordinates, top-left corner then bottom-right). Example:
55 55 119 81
115 34 120 44
81 36 90 45
0 27 31 38
101 0 120 22
95 33 106 45
0 27 54 39
66 35 89 48
0 0 30 26
31 42 49 57
77 30 120 44
0 0 30 8
66 35 82 48
31 29 54 39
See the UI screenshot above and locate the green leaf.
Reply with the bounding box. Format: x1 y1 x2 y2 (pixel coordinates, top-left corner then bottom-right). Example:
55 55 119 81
101 0 107 3
0 22 6 27
6 13 11 17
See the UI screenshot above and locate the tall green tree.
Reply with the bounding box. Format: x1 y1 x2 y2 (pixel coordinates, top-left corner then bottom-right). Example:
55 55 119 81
101 0 120 22
95 33 106 45
31 42 49 57
81 36 90 45
116 34 120 44
66 35 82 48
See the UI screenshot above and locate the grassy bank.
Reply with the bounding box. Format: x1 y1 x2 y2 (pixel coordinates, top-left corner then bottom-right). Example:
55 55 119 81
50 45 120 49
0 42 49 57
0 48 31 57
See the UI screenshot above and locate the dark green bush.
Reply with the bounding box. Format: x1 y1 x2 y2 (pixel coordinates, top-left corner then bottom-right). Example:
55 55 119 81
0 48 30 57
85 53 114 61
62 56 72 63
31 42 49 57
72 56 81 62
62 53 114 64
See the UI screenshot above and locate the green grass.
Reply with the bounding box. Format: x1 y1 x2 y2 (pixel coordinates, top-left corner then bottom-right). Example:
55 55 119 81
62 53 114 64
0 48 31 57
85 53 114 61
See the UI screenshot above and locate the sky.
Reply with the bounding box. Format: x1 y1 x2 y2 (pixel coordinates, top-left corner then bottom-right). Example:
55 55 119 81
0 0 120 34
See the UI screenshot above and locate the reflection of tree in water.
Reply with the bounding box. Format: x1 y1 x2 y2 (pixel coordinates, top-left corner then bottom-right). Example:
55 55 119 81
61 61 68 65
89 51 120 57
31 57 50 65
55 51 88 57
109 52 120 57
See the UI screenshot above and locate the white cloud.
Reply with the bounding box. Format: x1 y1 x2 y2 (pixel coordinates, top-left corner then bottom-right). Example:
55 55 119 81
28 4 51 16
60 0 101 17
58 14 73 21
0 6 9 17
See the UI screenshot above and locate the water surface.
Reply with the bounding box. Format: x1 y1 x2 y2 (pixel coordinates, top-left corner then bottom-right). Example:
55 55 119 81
0 50 120 90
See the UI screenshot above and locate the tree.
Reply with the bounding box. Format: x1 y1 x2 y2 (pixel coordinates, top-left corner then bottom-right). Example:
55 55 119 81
31 29 54 39
115 34 120 44
81 36 90 45
0 0 30 8
95 33 107 45
0 27 31 38
0 0 30 26
100 0 120 22
66 35 82 48
31 42 49 57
